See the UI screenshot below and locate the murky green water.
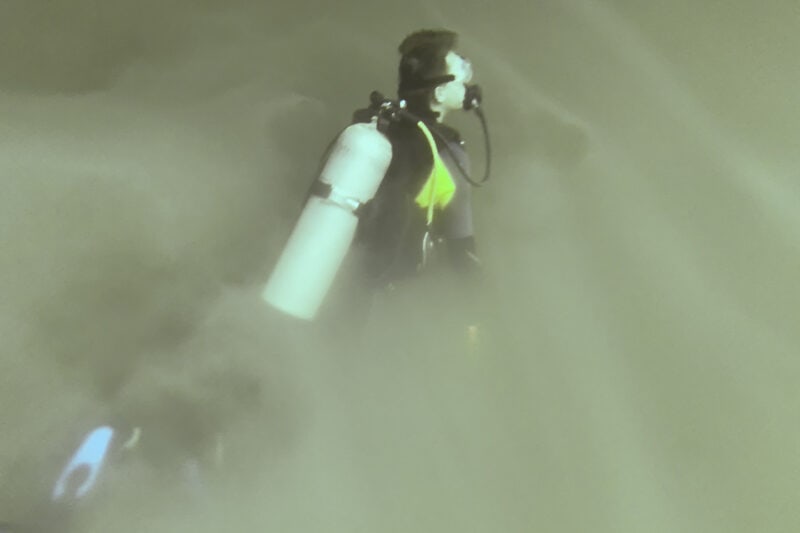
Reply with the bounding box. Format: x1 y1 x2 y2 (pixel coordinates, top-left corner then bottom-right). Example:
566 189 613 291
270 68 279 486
2 1 798 531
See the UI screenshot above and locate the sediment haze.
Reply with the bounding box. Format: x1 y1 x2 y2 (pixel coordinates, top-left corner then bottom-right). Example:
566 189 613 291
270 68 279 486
2 1 799 531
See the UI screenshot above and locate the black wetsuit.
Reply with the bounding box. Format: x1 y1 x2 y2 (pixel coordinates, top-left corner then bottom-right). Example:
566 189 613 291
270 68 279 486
353 110 479 288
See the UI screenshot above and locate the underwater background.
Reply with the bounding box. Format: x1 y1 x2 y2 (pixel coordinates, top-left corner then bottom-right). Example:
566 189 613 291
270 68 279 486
1 1 798 531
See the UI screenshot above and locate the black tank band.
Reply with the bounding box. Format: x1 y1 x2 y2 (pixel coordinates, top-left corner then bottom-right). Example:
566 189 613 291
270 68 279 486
309 181 371 218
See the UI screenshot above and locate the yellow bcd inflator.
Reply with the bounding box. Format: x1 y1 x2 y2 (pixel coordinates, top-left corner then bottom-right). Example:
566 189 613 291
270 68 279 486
413 121 456 225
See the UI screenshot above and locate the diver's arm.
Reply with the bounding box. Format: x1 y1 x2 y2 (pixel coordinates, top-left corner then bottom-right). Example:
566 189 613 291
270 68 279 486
439 142 480 275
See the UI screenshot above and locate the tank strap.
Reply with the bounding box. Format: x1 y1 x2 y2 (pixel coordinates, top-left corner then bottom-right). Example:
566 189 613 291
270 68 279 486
309 181 371 218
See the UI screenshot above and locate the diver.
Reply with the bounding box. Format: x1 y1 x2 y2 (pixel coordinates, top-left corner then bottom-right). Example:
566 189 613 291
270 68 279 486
352 29 484 289
262 28 490 344
1 400 236 533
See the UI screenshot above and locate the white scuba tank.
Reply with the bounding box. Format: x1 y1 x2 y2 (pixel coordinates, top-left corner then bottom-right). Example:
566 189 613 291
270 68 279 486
262 119 392 320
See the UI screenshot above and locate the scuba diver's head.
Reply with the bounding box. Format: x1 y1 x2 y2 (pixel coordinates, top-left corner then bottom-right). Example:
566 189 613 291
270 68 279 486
431 51 473 118
397 29 475 121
